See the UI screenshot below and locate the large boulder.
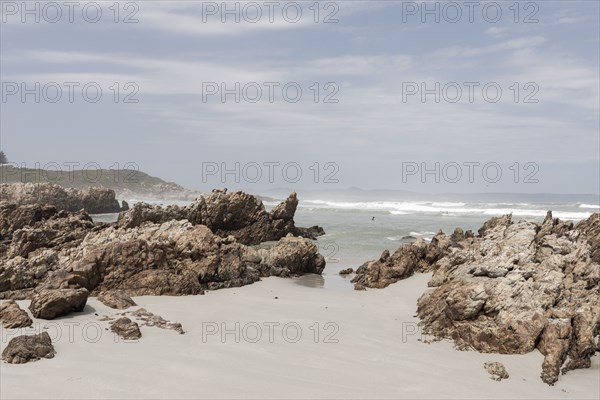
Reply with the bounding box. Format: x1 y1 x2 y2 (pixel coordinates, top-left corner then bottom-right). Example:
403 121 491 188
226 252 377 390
29 288 89 319
0 299 32 328
258 234 326 277
1 332 56 364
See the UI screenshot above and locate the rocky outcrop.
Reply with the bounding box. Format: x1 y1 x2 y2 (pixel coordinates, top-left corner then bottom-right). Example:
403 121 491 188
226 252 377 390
415 212 598 385
355 212 598 385
29 288 89 319
351 228 472 290
111 317 142 340
1 332 56 364
339 268 354 275
0 300 32 328
0 190 326 301
97 291 137 309
116 190 324 245
0 218 325 299
0 183 126 214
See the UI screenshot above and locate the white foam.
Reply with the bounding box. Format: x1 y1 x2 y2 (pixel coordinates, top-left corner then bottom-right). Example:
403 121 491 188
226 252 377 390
300 199 591 220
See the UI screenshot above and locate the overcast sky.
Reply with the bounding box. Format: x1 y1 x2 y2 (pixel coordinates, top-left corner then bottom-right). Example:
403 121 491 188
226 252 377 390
1 0 598 195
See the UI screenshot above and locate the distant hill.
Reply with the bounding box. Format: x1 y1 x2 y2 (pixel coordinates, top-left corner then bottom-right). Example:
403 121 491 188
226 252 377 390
0 166 199 201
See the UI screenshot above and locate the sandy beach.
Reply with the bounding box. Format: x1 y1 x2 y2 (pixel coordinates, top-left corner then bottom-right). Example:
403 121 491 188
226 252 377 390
1 273 597 400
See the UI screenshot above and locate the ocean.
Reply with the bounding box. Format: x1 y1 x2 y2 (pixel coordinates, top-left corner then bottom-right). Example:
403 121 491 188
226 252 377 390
92 196 600 291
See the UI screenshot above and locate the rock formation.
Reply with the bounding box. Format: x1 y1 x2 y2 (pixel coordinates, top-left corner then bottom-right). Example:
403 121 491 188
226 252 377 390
0 300 32 328
0 183 126 214
0 197 326 300
97 291 137 309
351 228 471 289
355 212 599 385
111 317 142 340
28 288 89 319
1 332 56 364
116 189 324 245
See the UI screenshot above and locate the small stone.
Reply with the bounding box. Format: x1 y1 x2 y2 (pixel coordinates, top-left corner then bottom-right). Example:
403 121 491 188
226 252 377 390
110 317 141 340
484 362 509 381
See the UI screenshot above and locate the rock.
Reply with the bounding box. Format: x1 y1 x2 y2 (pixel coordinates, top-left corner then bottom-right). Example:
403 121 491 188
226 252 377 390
7 209 95 258
117 190 324 245
257 235 326 277
0 202 57 240
357 212 599 385
0 300 32 328
415 213 600 384
1 332 56 364
110 317 142 340
0 183 123 214
29 288 89 319
339 268 354 275
484 362 509 381
352 240 429 289
0 191 327 300
97 291 137 309
131 308 184 334
116 203 186 229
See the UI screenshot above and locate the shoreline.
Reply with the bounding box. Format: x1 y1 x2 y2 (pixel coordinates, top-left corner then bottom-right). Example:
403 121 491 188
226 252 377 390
1 274 598 399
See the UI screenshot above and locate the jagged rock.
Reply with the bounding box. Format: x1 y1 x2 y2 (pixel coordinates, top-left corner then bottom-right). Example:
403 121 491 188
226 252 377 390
116 203 186 229
414 212 599 385
0 191 327 301
1 332 55 364
97 291 137 309
29 288 89 319
0 202 57 240
110 317 142 340
0 183 126 214
356 212 599 385
0 300 32 328
7 209 95 258
352 240 430 289
131 308 184 334
339 268 354 275
484 362 509 381
116 190 324 245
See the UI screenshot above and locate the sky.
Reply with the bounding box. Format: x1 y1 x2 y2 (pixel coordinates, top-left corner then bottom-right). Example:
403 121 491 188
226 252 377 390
1 0 599 195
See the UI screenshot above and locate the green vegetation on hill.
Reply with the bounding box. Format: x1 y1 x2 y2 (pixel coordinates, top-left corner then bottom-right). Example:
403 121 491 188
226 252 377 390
0 166 196 199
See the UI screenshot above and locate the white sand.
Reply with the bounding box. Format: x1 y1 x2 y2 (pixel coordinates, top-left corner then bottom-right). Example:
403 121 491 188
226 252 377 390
1 273 598 399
